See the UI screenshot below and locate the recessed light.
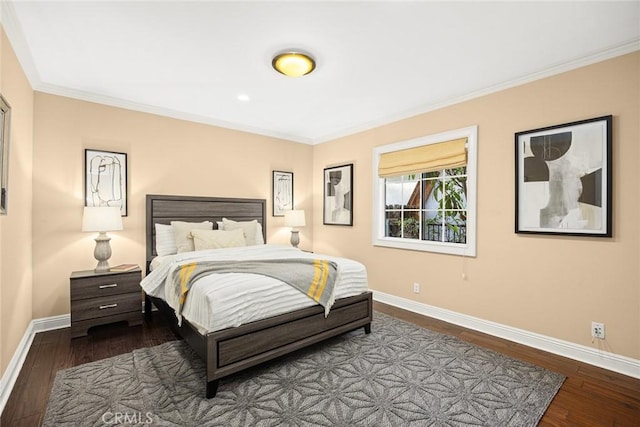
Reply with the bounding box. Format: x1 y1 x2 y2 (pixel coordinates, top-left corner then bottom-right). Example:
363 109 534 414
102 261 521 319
237 93 250 102
272 51 316 77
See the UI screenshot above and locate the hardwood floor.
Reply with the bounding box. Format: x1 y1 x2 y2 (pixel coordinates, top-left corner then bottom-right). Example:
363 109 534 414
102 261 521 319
2 302 639 426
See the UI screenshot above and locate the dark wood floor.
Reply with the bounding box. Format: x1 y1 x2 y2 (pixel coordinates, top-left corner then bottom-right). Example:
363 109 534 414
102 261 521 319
2 302 639 426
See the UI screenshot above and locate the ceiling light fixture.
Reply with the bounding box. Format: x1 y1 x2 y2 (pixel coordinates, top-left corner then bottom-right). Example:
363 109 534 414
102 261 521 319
272 51 316 77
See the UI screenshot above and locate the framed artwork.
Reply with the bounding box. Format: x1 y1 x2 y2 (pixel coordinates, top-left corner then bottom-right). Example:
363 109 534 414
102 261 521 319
85 149 128 216
515 115 612 237
0 94 11 215
273 170 293 216
323 163 353 226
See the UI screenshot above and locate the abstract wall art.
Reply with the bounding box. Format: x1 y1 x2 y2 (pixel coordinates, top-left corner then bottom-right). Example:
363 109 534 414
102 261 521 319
515 116 612 237
272 170 293 216
323 163 353 226
85 149 127 216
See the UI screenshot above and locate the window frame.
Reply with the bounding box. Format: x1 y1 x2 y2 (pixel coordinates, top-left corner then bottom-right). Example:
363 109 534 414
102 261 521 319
372 125 478 256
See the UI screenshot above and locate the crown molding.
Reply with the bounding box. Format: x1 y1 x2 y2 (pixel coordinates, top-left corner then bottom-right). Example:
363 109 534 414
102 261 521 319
312 39 640 145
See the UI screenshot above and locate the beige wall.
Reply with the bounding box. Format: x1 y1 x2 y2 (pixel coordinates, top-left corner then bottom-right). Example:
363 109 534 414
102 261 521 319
0 28 34 375
312 52 640 360
31 93 313 319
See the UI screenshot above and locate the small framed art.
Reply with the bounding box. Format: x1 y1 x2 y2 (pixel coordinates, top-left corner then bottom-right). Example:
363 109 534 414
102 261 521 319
0 94 11 215
85 149 128 216
323 163 353 226
515 115 612 237
273 170 293 216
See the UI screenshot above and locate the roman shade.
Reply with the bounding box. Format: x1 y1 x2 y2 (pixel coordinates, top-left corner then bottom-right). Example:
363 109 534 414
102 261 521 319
378 137 467 178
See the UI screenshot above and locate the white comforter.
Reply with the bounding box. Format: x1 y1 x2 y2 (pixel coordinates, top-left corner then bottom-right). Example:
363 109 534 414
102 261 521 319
141 244 368 333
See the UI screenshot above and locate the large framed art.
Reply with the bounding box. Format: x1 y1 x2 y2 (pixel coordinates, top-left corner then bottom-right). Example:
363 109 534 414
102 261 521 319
272 170 293 216
323 163 353 226
85 149 128 216
0 94 10 215
515 115 612 237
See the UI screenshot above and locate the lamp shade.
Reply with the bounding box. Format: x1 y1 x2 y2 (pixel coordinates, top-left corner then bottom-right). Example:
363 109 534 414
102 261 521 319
284 210 306 227
82 206 123 232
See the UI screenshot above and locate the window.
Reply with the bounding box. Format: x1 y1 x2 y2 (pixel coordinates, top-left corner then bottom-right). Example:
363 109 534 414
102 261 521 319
372 126 477 256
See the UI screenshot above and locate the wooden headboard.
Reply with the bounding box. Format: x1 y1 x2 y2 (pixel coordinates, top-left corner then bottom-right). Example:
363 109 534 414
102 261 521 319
145 194 267 268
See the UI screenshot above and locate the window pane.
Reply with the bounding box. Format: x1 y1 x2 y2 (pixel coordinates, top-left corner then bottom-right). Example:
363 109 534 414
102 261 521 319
443 215 467 243
385 211 401 237
384 176 403 207
424 179 439 210
443 176 467 211
385 175 420 209
402 176 420 209
445 166 467 177
403 211 420 239
422 211 441 242
422 171 441 179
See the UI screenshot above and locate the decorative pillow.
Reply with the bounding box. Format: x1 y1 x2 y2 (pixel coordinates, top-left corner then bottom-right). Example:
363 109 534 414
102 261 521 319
216 221 263 244
222 218 262 246
171 221 213 253
155 223 177 256
190 228 246 251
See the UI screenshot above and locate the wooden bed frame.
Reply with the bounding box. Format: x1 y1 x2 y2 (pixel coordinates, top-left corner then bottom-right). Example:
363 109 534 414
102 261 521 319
144 194 373 398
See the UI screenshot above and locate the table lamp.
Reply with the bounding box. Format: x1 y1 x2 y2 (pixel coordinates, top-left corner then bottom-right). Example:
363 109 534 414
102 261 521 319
82 206 123 272
284 209 306 248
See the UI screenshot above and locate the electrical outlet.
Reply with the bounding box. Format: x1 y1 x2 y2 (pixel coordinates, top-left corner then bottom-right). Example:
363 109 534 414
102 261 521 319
413 282 420 294
591 321 605 339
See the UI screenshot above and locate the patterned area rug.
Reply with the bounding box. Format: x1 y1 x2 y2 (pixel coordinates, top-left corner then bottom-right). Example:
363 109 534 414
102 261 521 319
44 313 564 426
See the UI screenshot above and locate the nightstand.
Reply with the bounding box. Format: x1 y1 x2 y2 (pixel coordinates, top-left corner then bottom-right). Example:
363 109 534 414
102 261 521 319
70 267 143 338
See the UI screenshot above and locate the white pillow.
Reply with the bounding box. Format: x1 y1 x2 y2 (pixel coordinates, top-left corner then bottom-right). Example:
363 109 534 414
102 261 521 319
171 221 213 253
222 218 262 246
190 228 246 251
255 223 265 245
155 223 177 256
218 220 264 245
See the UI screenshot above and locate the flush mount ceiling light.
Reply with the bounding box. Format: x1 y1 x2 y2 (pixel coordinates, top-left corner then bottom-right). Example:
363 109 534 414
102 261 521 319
272 51 316 77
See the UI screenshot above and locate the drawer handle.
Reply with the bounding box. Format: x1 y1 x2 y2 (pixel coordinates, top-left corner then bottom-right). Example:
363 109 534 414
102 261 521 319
99 284 118 289
99 303 118 310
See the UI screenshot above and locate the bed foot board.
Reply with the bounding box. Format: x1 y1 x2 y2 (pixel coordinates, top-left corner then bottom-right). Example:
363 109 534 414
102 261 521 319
206 380 219 398
364 323 371 334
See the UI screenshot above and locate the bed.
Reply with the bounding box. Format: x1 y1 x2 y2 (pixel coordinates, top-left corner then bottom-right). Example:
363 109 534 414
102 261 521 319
142 194 373 398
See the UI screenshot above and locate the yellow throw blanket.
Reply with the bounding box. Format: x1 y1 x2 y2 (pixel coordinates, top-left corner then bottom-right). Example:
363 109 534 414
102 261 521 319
169 258 338 324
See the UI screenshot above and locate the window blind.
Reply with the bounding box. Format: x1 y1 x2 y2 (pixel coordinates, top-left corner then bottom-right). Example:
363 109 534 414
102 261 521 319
378 137 467 178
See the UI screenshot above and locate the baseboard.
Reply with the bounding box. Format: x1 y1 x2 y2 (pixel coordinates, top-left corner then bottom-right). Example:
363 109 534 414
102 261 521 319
0 314 70 415
373 291 640 379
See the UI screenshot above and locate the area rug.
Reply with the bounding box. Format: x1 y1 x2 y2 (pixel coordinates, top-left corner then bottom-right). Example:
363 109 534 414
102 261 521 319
43 313 564 426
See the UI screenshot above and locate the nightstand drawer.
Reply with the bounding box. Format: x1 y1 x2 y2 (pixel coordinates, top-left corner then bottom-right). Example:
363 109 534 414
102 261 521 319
71 292 141 322
70 271 140 300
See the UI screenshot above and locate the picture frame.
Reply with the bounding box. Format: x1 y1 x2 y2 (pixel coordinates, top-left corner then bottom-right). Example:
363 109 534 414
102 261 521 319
323 163 353 226
515 115 612 237
272 170 293 216
0 94 11 215
85 149 128 216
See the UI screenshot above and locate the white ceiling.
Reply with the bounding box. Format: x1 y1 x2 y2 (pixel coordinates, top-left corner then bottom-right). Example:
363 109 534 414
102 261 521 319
2 1 639 144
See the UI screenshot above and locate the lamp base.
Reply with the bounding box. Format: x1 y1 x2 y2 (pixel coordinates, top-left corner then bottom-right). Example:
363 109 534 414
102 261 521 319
94 232 112 272
290 230 300 248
